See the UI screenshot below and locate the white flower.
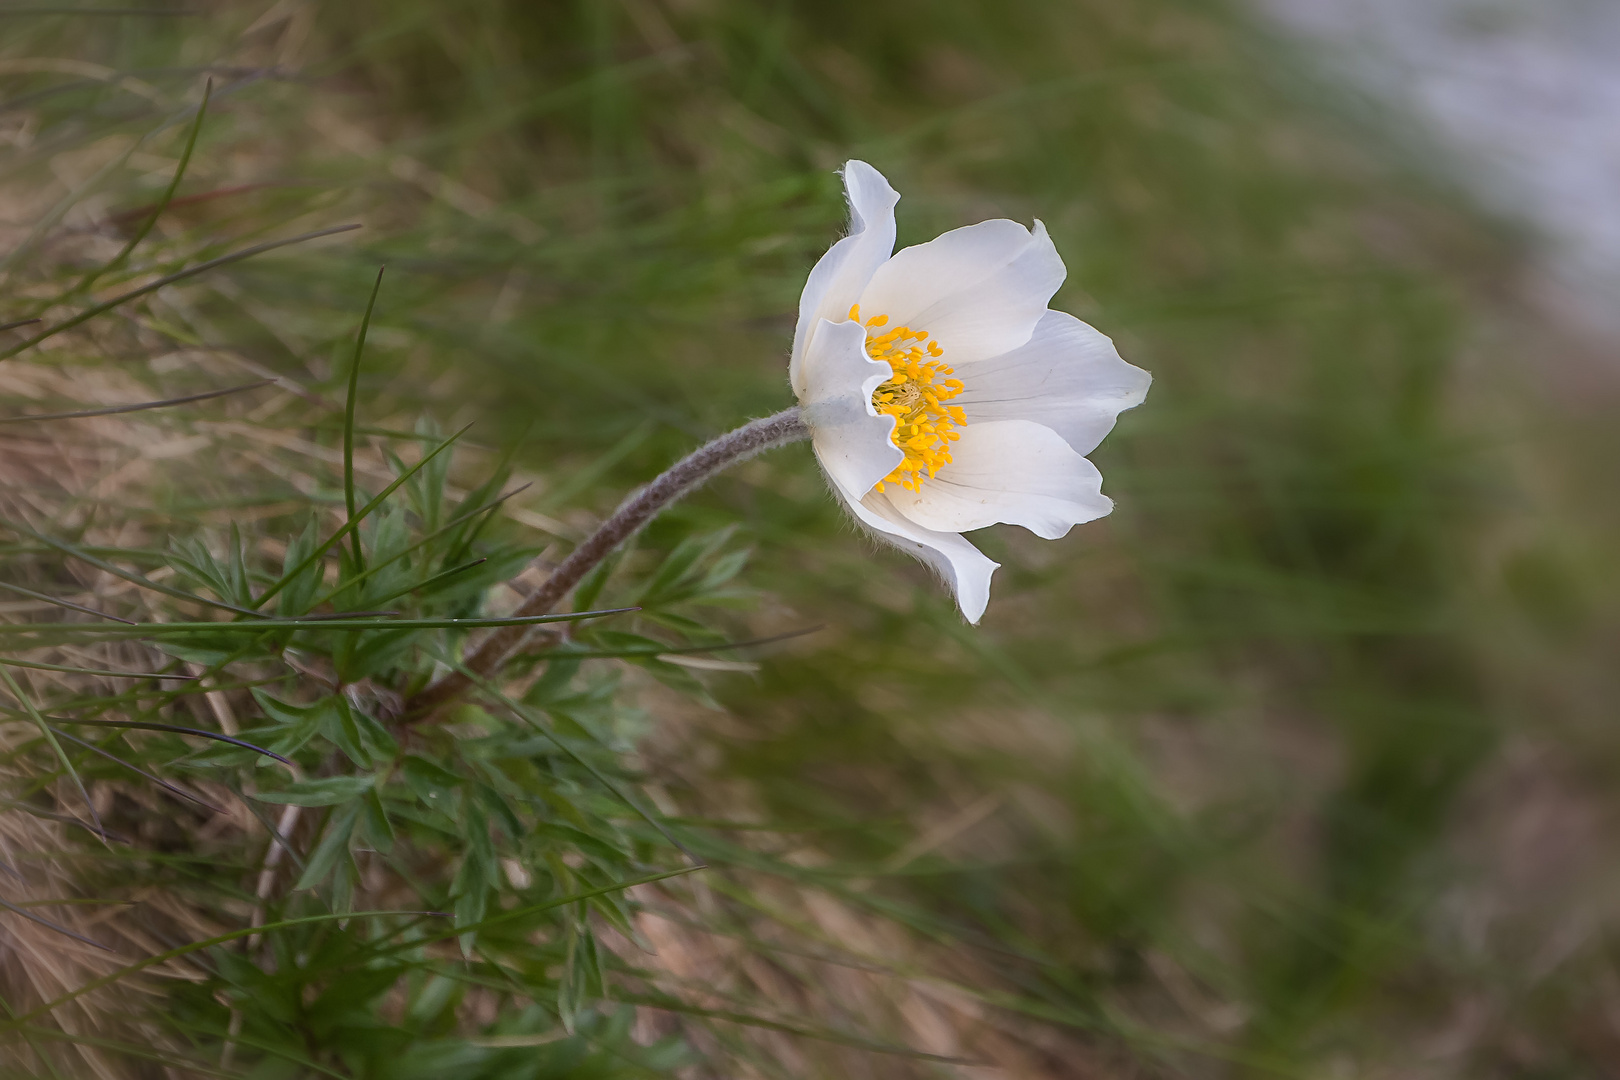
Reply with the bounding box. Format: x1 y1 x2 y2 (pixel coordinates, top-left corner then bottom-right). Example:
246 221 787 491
790 160 1151 623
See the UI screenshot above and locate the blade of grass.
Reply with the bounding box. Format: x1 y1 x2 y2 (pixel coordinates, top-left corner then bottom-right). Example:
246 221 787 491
344 266 386 572
0 124 147 278
0 894 112 952
299 609 400 619
10 1025 240 1080
0 797 126 843
46 718 293 765
70 78 211 300
103 182 316 228
0 668 103 841
0 7 203 15
0 610 636 636
4 674 285 718
224 785 307 875
0 318 43 332
0 378 273 424
46 725 224 813
0 224 362 361
0 658 192 680
167 1021 352 1079
0 579 136 624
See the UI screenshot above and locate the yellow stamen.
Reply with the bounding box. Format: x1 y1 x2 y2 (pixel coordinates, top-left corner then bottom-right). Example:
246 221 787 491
862 311 965 493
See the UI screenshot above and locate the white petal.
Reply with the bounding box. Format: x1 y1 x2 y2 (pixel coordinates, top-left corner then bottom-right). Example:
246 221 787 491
887 419 1113 539
954 310 1151 456
855 218 1066 364
802 318 904 500
789 161 899 397
837 486 999 624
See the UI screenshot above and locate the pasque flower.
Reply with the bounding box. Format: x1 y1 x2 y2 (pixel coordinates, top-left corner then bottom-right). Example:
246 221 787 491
409 161 1149 715
791 160 1150 623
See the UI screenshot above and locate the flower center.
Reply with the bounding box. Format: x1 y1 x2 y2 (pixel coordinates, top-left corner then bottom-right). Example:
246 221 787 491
852 305 965 493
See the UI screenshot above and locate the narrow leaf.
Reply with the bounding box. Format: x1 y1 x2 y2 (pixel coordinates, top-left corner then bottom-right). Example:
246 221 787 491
295 801 362 891
0 894 111 952
0 379 273 424
252 775 373 807
344 266 386 572
0 668 102 839
0 224 363 361
71 77 211 298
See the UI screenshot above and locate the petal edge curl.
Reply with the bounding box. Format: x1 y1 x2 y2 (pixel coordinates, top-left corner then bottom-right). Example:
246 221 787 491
790 161 899 397
802 318 905 502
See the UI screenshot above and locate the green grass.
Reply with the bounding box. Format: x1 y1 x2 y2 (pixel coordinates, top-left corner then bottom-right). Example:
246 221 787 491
2 0 1618 1077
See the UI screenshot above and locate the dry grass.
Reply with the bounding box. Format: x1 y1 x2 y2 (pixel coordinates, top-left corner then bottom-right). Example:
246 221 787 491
0 358 223 1077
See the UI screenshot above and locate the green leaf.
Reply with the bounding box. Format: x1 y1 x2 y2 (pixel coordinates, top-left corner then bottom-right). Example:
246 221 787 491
154 641 235 668
405 974 459 1026
452 803 495 957
359 789 395 855
250 688 320 727
699 549 750 593
295 800 362 890
253 775 374 806
400 755 463 809
170 535 232 605
471 782 523 842
523 657 581 705
637 526 736 607
277 516 324 618
559 920 603 1034
412 415 450 530
336 625 417 683
585 631 722 708
355 707 400 764
252 420 475 610
226 521 251 606
640 610 723 638
322 695 371 767
442 461 514 563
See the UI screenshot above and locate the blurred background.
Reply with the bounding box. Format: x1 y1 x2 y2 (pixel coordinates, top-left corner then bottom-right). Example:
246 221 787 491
2 0 1619 1075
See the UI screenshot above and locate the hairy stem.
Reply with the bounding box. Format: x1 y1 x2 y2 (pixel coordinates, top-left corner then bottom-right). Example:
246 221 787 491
405 407 811 718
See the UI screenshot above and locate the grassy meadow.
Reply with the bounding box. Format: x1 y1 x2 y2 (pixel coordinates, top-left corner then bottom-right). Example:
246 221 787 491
2 1 1619 1077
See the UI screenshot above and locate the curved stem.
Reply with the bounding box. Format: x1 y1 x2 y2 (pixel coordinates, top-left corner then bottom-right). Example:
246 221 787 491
405 407 811 719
